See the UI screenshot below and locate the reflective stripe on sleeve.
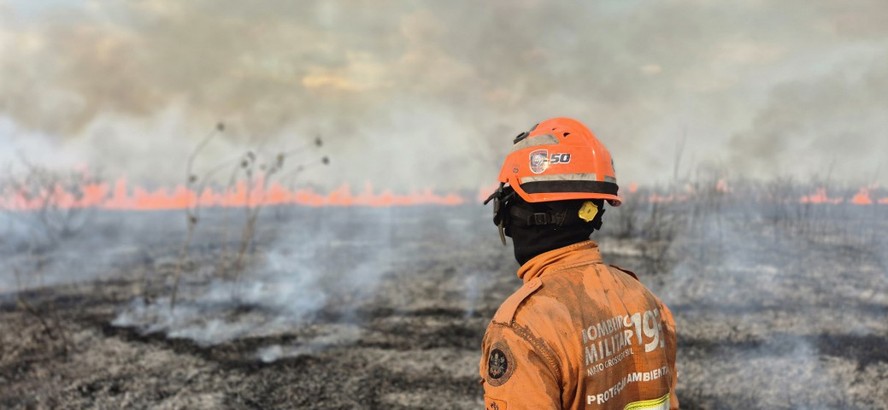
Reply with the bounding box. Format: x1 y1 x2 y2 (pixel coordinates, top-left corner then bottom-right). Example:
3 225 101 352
624 393 670 410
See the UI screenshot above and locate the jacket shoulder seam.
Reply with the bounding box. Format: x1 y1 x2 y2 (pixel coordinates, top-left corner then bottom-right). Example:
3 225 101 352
492 278 543 325
511 322 563 383
609 264 639 281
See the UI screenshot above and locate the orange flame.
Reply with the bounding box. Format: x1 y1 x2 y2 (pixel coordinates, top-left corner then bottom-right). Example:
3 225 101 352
800 188 843 205
0 177 465 211
851 188 873 205
2 178 887 211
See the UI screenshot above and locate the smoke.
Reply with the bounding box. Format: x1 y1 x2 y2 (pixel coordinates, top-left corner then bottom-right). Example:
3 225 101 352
0 210 173 292
103 204 517 363
630 189 888 407
111 207 397 349
2 0 888 188
729 56 888 180
256 324 363 363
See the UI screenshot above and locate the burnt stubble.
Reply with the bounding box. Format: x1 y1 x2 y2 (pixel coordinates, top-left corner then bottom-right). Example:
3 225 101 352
1 203 886 409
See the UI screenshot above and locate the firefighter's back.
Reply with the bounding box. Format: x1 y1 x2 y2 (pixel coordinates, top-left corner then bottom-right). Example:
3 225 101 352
553 262 678 409
481 258 677 410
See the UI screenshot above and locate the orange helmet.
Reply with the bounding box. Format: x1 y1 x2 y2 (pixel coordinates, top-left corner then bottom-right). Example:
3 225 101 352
494 117 622 206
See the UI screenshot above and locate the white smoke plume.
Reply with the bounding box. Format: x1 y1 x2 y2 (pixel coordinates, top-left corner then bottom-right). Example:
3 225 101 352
1 1 888 188
111 207 397 347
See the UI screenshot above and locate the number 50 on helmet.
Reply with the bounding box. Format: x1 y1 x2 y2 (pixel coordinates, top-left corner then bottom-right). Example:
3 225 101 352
494 117 622 206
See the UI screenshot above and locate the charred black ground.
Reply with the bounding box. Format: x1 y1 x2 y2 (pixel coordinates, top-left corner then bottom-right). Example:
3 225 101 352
1 203 886 409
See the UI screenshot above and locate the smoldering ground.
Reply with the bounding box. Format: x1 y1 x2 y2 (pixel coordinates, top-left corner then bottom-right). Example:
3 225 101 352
2 1 888 408
604 190 888 408
2 189 888 408
0 205 511 408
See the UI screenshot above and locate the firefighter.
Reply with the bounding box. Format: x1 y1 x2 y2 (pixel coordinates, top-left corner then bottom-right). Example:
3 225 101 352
480 117 678 409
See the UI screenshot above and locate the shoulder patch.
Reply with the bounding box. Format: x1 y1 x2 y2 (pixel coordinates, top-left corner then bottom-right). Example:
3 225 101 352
609 264 639 281
485 341 516 386
493 278 543 325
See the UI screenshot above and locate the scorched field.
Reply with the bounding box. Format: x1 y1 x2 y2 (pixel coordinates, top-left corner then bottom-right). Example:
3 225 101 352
1 200 886 409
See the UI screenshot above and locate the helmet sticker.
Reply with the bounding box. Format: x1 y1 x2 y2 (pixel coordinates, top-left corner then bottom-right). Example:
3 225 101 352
529 149 549 174
550 153 571 164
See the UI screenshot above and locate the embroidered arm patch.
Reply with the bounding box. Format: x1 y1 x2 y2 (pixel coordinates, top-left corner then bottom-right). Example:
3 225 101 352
485 341 515 386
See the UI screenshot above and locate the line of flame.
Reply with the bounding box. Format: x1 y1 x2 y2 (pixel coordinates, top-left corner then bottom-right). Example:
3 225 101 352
0 178 465 211
1 179 886 212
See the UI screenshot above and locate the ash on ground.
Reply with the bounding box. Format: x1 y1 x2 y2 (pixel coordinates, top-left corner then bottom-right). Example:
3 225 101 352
1 204 886 409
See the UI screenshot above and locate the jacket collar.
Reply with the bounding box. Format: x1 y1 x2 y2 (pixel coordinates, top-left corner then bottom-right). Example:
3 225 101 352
516 240 602 282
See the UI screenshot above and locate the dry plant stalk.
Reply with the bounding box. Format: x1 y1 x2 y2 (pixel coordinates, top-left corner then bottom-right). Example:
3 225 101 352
219 137 327 281
1 159 99 245
231 152 286 283
169 129 328 307
170 123 225 311
211 159 247 278
170 127 327 308
1 161 94 356
14 267 72 357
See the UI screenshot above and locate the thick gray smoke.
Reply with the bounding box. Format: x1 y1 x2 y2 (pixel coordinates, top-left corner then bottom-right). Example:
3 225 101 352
112 207 393 345
2 1 888 188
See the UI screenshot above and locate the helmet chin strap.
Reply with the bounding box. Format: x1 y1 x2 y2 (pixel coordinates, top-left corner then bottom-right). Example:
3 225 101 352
507 201 599 265
483 183 515 246
485 185 607 248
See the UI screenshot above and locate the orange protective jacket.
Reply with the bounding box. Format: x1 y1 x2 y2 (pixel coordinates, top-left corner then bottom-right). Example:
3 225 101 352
479 241 678 410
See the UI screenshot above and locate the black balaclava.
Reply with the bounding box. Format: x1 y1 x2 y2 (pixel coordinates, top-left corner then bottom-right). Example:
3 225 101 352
503 195 605 265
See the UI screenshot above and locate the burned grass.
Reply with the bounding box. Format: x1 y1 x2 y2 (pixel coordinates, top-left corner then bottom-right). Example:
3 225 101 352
1 204 887 408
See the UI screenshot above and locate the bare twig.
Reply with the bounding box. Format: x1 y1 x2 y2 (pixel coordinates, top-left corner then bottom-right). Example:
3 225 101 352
170 123 224 311
14 267 72 356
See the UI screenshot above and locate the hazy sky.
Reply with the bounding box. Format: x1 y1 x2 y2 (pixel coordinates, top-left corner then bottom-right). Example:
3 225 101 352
1 0 886 189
